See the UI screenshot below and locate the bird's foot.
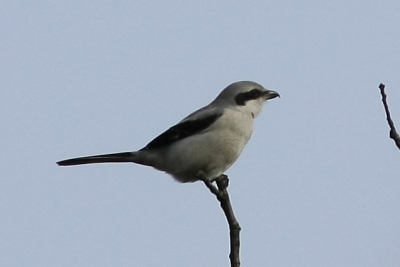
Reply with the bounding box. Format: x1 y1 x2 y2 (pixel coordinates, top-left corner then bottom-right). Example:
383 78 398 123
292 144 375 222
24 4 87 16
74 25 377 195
214 174 229 191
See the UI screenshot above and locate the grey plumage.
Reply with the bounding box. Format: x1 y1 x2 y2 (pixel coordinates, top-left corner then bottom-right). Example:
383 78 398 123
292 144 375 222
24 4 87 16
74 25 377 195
57 81 279 183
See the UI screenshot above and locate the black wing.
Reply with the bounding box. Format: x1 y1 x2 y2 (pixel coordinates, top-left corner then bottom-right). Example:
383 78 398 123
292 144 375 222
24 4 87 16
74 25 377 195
140 111 222 151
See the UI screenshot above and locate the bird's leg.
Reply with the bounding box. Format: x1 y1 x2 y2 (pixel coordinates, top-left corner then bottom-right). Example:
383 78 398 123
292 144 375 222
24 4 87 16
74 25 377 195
209 174 228 185
197 171 219 185
196 170 208 181
209 176 218 184
197 171 222 196
197 172 230 199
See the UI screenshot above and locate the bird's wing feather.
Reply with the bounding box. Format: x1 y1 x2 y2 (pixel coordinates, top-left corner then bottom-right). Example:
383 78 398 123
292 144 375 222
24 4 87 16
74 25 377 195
141 107 223 150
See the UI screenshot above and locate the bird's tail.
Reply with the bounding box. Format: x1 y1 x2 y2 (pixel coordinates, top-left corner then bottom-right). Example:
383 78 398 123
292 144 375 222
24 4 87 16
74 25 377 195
57 152 135 166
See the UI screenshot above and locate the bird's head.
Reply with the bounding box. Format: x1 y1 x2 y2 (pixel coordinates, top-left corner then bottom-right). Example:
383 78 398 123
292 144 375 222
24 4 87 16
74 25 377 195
214 81 280 118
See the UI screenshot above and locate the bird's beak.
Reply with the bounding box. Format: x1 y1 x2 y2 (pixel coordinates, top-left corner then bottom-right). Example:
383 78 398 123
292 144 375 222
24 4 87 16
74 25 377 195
263 90 280 100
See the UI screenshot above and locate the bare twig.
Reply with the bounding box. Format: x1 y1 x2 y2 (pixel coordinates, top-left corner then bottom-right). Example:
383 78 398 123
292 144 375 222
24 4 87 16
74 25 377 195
379 83 400 150
198 172 241 267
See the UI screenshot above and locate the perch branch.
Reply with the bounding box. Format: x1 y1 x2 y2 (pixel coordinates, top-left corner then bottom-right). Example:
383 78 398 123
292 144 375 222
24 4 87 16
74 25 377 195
198 173 241 267
379 83 400 150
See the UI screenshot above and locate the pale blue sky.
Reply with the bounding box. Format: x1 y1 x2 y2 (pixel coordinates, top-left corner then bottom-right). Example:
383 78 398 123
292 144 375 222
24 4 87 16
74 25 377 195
1 1 400 266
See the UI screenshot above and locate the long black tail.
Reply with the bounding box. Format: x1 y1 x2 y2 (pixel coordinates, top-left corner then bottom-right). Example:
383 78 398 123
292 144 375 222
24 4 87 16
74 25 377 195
57 152 135 166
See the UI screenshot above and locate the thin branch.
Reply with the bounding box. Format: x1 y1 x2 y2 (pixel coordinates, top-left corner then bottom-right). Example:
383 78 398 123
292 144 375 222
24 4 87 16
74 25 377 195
198 173 241 267
379 83 400 150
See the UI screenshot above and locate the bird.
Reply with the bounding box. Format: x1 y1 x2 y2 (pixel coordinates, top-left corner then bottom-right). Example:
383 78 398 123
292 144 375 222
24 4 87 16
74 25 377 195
57 81 279 183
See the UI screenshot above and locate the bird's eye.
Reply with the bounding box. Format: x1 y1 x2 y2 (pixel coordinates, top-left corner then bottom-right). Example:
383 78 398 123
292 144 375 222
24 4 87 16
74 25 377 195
250 89 260 97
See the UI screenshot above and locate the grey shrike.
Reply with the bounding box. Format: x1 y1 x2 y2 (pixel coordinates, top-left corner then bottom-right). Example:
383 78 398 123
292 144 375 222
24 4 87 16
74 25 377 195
57 81 279 183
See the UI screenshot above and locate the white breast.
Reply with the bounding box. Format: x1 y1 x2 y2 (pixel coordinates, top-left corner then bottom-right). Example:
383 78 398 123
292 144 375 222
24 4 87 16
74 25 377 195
160 109 254 182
